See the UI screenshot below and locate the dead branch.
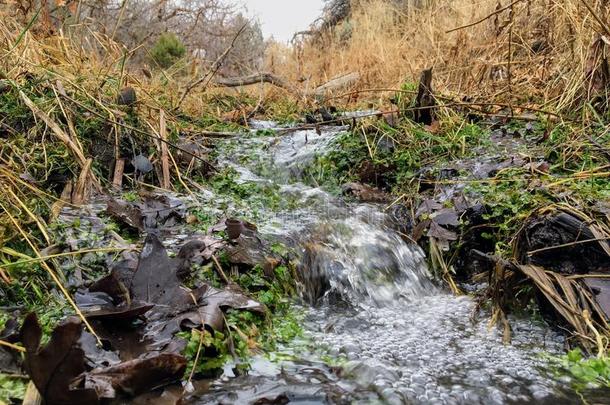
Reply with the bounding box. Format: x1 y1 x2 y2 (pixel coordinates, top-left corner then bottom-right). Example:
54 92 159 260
215 72 300 94
446 0 526 33
176 22 248 109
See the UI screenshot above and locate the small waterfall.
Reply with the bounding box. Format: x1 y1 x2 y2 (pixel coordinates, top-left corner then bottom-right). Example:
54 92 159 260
298 213 434 306
205 121 571 404
221 122 436 306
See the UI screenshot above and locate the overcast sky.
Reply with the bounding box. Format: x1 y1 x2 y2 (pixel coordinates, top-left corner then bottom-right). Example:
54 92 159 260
239 0 325 43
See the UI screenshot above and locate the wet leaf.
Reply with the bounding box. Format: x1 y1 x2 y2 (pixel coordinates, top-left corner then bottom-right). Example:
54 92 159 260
427 222 457 241
0 318 22 374
129 234 183 305
145 284 266 348
107 198 145 232
431 208 459 226
415 199 442 218
20 313 99 405
81 353 186 399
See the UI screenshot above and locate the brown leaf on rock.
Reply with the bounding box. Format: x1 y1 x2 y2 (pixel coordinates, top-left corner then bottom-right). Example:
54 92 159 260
145 284 266 349
106 195 186 234
107 198 145 232
175 236 225 277
427 221 458 242
81 353 186 400
432 208 460 226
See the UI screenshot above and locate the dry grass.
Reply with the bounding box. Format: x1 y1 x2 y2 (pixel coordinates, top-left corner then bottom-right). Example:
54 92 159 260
0 11 235 320
270 0 610 114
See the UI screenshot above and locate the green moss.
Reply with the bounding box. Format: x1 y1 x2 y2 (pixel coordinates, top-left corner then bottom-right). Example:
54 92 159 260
207 167 283 216
0 375 27 404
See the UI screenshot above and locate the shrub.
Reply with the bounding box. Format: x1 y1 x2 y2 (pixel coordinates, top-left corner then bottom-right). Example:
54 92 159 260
150 32 186 68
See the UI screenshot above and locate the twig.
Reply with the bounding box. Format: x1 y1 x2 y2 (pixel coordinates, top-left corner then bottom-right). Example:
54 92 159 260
183 292 204 394
579 0 610 39
215 72 300 94
176 23 249 109
159 110 171 189
446 0 527 33
268 101 564 135
527 237 610 256
211 254 231 285
197 130 241 138
0 339 25 352
111 0 128 41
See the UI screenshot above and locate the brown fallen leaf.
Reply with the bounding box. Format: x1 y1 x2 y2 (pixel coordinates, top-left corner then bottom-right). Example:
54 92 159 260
20 313 99 405
81 353 186 399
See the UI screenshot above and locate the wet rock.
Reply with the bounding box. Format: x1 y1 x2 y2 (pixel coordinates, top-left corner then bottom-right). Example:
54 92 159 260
386 203 414 236
223 225 275 271
515 211 610 274
117 87 137 106
356 160 395 189
132 154 153 175
191 374 349 404
297 243 332 305
584 278 610 319
341 361 378 388
0 318 22 374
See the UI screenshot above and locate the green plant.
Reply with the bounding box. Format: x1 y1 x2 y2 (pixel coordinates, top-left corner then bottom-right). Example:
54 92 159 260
558 349 610 388
150 33 186 69
0 375 27 404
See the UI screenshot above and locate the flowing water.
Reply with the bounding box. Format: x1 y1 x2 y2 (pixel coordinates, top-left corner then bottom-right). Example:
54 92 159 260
189 122 582 404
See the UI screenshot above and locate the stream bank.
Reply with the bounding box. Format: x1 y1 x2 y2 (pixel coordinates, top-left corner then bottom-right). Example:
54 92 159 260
1 111 609 404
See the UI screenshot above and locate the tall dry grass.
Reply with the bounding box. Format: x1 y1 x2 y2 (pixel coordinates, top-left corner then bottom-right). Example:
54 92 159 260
270 0 610 113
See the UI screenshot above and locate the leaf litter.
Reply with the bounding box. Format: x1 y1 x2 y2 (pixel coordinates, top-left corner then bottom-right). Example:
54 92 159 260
17 228 266 404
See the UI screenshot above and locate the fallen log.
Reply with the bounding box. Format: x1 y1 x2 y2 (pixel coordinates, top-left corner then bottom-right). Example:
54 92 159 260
311 72 360 99
213 72 361 101
216 72 294 89
214 72 301 98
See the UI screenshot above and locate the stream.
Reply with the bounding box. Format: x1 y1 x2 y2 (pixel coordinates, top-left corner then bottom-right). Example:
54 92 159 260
183 122 583 404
